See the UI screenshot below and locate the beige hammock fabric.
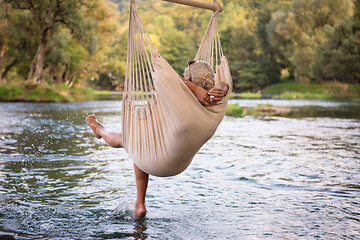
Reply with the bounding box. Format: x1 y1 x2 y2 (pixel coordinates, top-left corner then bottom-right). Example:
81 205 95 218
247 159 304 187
121 2 232 177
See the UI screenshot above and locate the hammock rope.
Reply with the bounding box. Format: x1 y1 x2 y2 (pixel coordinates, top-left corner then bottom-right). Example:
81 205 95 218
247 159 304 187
122 0 232 177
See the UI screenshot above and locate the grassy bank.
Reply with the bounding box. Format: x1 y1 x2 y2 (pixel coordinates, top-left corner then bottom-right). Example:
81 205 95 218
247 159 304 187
226 103 293 118
262 81 360 99
2 81 359 102
230 92 261 99
230 81 360 100
0 84 95 102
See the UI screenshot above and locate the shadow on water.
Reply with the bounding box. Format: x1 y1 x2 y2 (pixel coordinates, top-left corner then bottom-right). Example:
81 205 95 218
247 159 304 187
287 104 360 119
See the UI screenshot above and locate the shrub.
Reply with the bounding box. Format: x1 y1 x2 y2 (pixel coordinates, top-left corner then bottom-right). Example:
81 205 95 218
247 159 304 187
27 86 72 102
226 104 244 117
70 86 95 101
238 92 261 99
257 103 274 107
0 85 25 101
280 92 333 99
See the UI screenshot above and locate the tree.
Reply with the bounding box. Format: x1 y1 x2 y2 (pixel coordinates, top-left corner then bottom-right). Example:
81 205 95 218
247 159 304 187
255 0 292 86
218 2 258 89
266 0 355 83
81 0 124 89
218 0 291 90
221 25 259 89
151 14 195 74
0 0 38 82
7 0 86 84
1 0 122 88
313 6 360 85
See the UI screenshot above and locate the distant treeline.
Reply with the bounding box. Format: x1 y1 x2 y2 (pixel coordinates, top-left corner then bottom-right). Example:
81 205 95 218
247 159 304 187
0 0 359 91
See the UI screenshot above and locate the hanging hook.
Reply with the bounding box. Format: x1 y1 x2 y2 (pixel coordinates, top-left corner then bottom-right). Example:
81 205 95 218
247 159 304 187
211 0 222 16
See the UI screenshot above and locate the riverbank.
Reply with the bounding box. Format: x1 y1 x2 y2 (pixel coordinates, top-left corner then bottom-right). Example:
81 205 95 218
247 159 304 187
1 81 359 102
231 81 360 100
93 81 360 101
226 104 293 117
262 81 359 99
0 84 95 102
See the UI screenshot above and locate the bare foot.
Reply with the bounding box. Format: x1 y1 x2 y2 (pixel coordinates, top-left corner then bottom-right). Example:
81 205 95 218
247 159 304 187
133 203 147 221
86 114 103 139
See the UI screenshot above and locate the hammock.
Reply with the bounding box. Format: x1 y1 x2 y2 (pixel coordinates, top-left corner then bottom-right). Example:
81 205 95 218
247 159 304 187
121 0 232 177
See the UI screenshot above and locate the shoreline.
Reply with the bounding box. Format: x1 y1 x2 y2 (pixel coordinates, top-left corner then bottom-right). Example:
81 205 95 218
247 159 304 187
1 81 359 103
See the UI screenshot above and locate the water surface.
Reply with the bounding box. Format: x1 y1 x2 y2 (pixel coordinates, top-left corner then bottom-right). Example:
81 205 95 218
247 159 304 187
0 100 359 239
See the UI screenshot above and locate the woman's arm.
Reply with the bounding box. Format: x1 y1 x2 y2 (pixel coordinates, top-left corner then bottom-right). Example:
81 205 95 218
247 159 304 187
180 76 210 106
208 82 229 103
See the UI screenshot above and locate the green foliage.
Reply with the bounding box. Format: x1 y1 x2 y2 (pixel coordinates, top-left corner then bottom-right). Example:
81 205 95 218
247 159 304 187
66 40 88 74
27 86 72 102
220 0 292 90
238 59 269 89
226 104 244 117
266 0 355 83
312 7 360 84
244 107 260 116
1 0 359 97
0 2 38 81
94 90 112 95
0 83 99 102
221 25 259 89
70 86 95 101
258 104 274 107
0 84 24 100
255 1 291 86
237 92 262 99
150 14 195 74
263 81 359 98
279 92 334 99
1 0 121 87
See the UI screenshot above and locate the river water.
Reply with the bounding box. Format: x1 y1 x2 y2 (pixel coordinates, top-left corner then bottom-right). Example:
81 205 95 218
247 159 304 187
0 99 359 239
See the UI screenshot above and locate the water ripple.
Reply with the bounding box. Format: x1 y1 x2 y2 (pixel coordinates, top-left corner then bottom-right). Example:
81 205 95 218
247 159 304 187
0 101 359 239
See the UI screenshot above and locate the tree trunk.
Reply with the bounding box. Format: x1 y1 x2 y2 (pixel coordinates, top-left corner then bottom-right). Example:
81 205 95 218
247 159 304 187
64 64 69 85
41 64 52 82
66 70 77 88
0 3 8 83
27 0 56 84
56 65 65 83
2 57 18 80
27 30 49 84
0 43 5 83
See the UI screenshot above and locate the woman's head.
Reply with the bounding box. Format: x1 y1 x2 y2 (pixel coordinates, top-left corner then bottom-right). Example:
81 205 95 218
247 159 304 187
184 60 215 91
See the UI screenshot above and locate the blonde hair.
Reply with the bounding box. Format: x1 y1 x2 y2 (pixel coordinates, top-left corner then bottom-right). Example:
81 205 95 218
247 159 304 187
184 60 215 91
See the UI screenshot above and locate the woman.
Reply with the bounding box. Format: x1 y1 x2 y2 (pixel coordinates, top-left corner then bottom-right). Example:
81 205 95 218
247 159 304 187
86 61 229 220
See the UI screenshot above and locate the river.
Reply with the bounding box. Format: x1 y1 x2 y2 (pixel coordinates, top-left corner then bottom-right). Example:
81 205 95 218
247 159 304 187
0 99 359 239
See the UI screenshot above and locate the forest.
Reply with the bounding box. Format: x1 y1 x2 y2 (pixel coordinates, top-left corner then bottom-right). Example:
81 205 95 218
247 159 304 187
0 0 359 97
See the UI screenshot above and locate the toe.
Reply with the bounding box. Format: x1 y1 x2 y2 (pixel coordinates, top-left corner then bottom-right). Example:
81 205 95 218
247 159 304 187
86 115 96 122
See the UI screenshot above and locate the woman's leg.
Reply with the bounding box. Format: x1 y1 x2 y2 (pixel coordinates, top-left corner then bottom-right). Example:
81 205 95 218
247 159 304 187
87 114 149 220
133 163 149 220
86 114 123 148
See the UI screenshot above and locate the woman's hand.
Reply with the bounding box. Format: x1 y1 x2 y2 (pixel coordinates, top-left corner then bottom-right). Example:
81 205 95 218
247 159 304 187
193 85 210 106
208 82 229 103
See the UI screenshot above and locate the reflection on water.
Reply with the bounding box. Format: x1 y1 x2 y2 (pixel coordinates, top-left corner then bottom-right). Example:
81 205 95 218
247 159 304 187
0 100 359 239
229 99 360 119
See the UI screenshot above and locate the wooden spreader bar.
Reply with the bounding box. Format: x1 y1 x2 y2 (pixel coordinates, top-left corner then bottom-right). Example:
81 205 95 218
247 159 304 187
162 0 222 13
